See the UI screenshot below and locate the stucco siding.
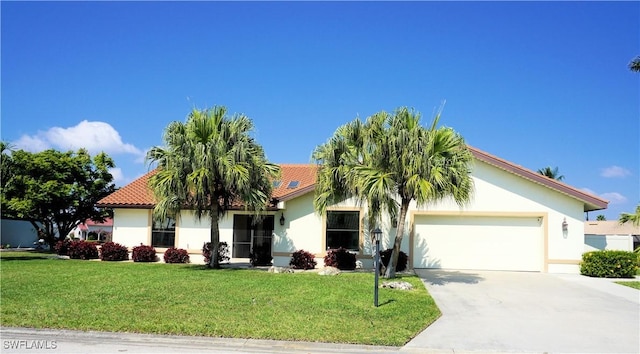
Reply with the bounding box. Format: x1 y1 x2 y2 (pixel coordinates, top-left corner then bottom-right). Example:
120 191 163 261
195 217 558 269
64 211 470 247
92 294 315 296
112 209 150 248
585 234 633 252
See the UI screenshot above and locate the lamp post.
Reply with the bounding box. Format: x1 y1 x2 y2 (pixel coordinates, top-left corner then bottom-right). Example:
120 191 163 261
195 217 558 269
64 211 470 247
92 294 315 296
372 227 382 307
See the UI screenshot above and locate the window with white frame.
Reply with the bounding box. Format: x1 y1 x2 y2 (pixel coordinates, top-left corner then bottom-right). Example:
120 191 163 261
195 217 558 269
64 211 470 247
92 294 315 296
326 211 360 251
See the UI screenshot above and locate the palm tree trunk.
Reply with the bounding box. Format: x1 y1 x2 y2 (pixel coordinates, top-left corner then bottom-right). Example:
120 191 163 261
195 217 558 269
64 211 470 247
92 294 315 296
384 198 410 279
208 205 221 269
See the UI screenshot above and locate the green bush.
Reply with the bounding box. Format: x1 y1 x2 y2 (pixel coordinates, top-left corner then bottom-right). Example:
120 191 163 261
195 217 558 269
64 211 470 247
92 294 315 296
580 250 638 278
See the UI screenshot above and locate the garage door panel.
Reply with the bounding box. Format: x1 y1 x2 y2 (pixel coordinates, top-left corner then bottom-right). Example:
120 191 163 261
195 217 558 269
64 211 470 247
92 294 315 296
413 215 542 271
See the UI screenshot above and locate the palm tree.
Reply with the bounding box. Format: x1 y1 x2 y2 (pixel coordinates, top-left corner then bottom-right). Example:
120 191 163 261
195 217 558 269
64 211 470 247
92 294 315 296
596 214 606 221
537 166 564 181
313 107 474 278
313 117 399 250
629 56 640 72
146 107 280 268
619 205 640 227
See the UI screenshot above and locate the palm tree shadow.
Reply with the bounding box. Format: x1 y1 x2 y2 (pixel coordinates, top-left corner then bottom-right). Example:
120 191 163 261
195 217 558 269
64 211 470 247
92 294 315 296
415 269 484 286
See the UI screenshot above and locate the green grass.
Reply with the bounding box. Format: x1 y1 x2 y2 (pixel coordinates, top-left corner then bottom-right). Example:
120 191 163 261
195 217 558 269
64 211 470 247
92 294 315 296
0 251 440 346
615 281 640 290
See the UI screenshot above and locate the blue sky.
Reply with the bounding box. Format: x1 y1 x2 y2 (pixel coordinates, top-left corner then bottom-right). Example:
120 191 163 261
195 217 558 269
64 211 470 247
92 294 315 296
2 1 638 220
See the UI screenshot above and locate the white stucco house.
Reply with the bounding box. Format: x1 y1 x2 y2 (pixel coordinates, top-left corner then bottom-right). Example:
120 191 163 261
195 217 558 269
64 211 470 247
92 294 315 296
584 221 639 252
97 146 608 274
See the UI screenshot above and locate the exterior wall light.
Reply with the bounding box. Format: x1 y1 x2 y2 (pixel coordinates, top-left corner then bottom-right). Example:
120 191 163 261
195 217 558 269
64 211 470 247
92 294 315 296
279 213 285 226
562 218 568 232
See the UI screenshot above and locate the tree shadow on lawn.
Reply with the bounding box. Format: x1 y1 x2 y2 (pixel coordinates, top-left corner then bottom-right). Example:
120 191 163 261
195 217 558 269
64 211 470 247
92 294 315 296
415 269 484 286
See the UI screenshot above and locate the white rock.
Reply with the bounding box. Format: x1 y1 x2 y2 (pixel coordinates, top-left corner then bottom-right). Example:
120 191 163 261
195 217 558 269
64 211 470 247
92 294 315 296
317 266 341 276
381 281 413 290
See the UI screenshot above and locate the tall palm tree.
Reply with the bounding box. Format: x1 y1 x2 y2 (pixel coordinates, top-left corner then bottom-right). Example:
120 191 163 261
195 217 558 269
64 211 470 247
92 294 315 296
313 107 474 278
619 205 640 227
146 107 280 268
537 166 564 181
629 56 640 72
313 117 399 250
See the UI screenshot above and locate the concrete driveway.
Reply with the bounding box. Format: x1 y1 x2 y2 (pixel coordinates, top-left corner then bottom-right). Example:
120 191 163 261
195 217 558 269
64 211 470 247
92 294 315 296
402 270 640 353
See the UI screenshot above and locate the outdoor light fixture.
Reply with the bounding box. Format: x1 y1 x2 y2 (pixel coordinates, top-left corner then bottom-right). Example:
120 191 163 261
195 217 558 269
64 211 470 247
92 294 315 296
562 218 568 233
372 227 383 308
279 213 285 226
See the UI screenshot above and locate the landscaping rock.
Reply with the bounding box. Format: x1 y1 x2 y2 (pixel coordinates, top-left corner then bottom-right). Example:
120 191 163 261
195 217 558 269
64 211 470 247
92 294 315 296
318 266 340 276
381 281 413 290
355 260 363 269
268 266 294 273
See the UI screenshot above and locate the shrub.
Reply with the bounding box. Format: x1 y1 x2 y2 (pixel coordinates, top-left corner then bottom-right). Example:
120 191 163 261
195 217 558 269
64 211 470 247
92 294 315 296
99 242 129 261
164 247 190 264
379 248 408 272
289 249 317 270
580 250 637 278
249 245 272 267
67 240 99 260
132 244 157 262
324 247 356 270
54 239 72 256
202 242 231 264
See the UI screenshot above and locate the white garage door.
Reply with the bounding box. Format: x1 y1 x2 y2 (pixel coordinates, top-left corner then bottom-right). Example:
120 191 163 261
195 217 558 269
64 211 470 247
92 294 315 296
413 215 542 271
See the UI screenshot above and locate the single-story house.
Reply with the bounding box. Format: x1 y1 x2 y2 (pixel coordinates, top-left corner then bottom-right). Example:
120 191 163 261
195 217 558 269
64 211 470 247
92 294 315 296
73 218 114 242
584 221 639 252
97 146 608 273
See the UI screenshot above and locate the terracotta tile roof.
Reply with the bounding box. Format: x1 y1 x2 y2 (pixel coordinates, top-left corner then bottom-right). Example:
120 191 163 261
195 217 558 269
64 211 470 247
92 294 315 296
97 148 607 212
272 164 318 201
97 170 157 208
97 165 319 208
468 146 608 212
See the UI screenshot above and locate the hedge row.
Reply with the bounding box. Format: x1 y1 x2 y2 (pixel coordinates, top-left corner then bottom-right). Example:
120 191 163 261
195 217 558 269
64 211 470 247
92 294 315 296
580 250 638 278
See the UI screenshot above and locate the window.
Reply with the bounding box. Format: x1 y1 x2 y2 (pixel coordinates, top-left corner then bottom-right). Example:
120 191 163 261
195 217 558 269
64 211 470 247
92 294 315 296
287 181 299 189
272 180 282 188
326 211 360 251
152 216 175 248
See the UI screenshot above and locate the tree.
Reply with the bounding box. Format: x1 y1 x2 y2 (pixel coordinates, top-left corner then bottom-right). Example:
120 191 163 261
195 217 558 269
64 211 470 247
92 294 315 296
312 118 398 241
537 166 564 181
629 56 640 72
619 205 640 227
313 107 474 278
596 214 606 221
146 107 279 269
1 147 115 245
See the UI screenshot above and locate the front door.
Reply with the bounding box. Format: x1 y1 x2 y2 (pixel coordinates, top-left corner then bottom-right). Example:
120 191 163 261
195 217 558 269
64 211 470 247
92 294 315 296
232 215 274 258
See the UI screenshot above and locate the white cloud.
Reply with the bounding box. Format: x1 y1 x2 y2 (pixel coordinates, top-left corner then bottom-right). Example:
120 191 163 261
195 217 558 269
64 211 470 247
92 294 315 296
581 188 627 205
12 120 144 159
108 167 125 184
580 187 596 195
600 165 631 178
599 192 627 204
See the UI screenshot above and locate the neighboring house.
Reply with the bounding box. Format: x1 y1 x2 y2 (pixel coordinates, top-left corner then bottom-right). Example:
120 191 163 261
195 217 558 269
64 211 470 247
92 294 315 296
97 147 608 274
0 218 40 248
584 221 639 252
73 218 114 242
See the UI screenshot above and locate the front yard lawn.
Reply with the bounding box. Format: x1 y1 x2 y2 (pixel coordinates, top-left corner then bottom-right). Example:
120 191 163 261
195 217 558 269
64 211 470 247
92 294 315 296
0 251 440 346
615 281 640 290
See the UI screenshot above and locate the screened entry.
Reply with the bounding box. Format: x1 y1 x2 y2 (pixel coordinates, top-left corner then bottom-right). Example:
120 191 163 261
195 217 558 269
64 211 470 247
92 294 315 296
232 215 274 258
